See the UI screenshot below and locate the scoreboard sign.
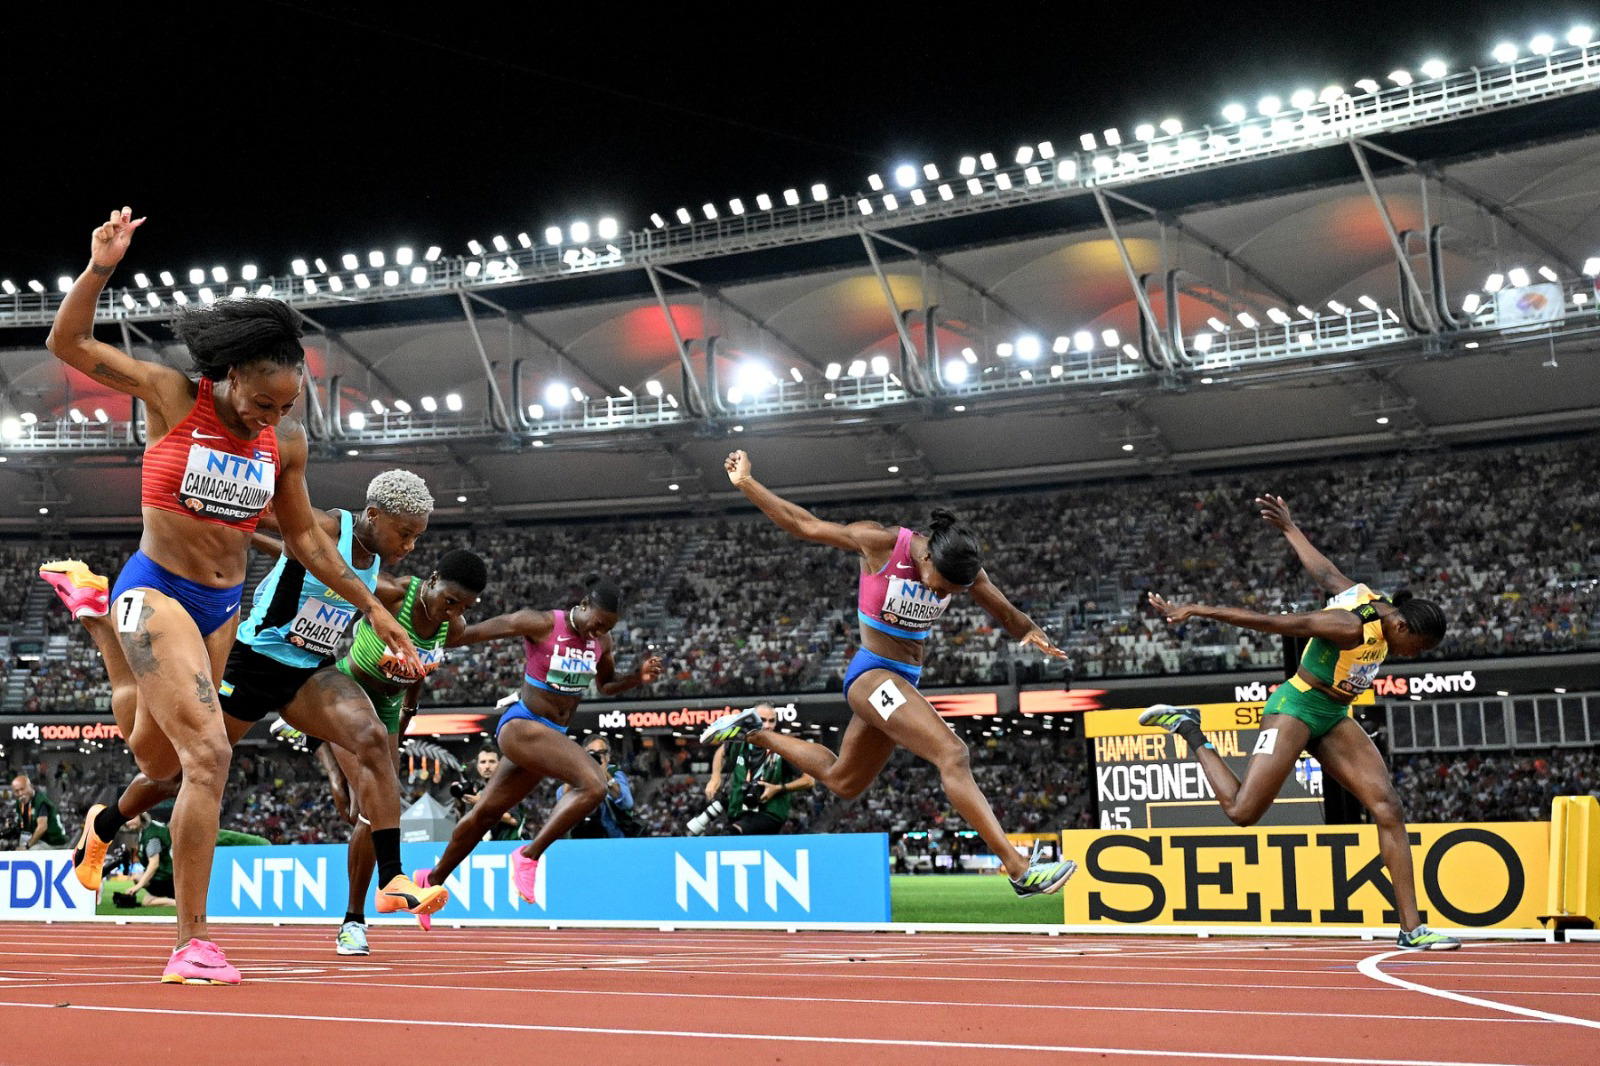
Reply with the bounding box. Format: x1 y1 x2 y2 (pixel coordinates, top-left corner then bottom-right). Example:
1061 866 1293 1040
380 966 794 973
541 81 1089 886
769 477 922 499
1090 702 1329 830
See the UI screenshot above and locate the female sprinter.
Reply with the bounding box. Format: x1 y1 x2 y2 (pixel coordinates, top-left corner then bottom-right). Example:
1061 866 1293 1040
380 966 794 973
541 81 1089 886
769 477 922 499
413 577 663 905
1140 494 1458 950
700 450 1075 896
43 207 420 985
44 469 449 957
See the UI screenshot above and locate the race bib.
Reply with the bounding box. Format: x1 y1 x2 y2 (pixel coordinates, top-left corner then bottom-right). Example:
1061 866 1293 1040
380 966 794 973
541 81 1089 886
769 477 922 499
285 597 355 657
380 644 445 683
880 577 949 629
546 646 599 693
1339 660 1382 694
178 444 275 521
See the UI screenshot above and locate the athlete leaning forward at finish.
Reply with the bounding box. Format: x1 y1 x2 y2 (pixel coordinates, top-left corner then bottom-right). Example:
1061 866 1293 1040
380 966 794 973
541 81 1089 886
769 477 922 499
44 470 452 956
701 450 1076 897
38 207 422 986
412 576 664 907
1139 493 1459 951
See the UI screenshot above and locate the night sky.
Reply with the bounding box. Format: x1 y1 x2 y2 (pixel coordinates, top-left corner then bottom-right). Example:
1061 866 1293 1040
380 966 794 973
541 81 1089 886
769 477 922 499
4 2 1592 285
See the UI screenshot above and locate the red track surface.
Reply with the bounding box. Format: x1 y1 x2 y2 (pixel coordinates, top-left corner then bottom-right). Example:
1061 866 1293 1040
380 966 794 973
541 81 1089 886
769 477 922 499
0 924 1596 1064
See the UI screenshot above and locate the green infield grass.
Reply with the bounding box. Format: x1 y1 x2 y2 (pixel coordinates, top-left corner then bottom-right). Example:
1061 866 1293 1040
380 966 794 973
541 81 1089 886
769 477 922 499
890 873 1062 924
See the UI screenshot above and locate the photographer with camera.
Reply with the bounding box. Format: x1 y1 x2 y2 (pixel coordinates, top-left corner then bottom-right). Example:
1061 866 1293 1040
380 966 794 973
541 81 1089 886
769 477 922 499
559 737 637 839
698 704 813 836
450 749 524 841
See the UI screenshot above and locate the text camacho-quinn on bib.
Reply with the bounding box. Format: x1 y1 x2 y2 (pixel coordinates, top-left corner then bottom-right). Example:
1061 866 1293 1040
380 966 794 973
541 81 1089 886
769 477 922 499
178 444 275 522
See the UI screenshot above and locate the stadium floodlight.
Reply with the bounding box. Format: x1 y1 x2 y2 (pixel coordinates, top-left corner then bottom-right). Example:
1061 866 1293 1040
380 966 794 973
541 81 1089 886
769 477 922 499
543 381 568 407
290 259 308 276
1529 34 1555 56
19 412 36 425
1072 330 1094 353
1158 118 1182 136
736 360 776 396
94 408 108 423
1193 331 1214 353
396 246 415 265
56 276 72 293
347 411 365 430
198 287 216 304
1257 95 1282 117
1354 79 1380 94
1388 69 1413 87
1051 336 1070 355
847 359 867 378
823 362 841 380
944 359 969 384
894 164 917 188
409 266 427 284
1538 265 1559 282
868 173 885 191
994 172 1012 190
649 213 666 228
69 407 87 423
327 275 345 291
369 248 390 266
121 292 136 309
382 270 399 286
869 354 890 376
188 268 205 284
147 291 163 307
1101 329 1120 348
173 290 190 304
1420 58 1447 78
937 184 954 201
910 188 928 204
1055 159 1077 181
1357 294 1380 311
1319 84 1345 103
1015 145 1035 164
0 280 13 295
881 194 899 211
1103 128 1122 146
1327 299 1349 314
516 233 532 249
1023 165 1044 186
1079 133 1097 151
995 341 1014 358
1583 257 1600 276
255 283 273 297
132 272 150 288
211 266 229 283
1266 307 1291 325
1461 293 1482 313
956 156 976 176
370 399 386 415
1221 102 1247 122
572 387 588 404
675 207 693 224
1237 311 1259 328
1037 140 1055 158
420 395 437 413
1296 304 1317 319
645 379 664 397
1507 267 1530 287
231 285 247 298
729 198 746 216
1289 88 1316 109
597 217 619 239
525 402 544 420
917 163 938 183
755 193 773 211
571 220 593 242
1492 42 1518 62
1122 443 1134 452
445 392 463 412
1018 369 1033 381
1049 364 1063 379
159 270 175 286
782 188 801 206
978 152 997 170
1133 123 1155 141
966 177 984 194
1016 335 1042 361
811 181 831 201
1569 25 1595 46
488 236 510 254
857 198 874 215
393 399 412 414
0 417 18 441
961 347 978 364
354 273 371 289
1206 316 1228 332
464 260 482 277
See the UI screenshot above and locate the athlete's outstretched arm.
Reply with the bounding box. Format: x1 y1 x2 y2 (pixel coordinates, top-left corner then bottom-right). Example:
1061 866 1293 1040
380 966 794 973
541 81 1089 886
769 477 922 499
1149 592 1364 649
274 424 421 672
970 571 1067 659
1256 495 1354 596
46 207 190 410
724 450 896 555
594 640 663 696
446 608 555 648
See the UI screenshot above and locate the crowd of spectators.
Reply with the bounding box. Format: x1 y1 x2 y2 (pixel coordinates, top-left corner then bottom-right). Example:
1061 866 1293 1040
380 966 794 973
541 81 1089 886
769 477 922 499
1391 748 1600 822
4 436 1596 711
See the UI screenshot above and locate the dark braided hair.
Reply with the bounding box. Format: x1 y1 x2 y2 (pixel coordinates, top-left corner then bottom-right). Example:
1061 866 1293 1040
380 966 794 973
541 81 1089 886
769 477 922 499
170 297 305 381
927 508 982 586
582 574 623 613
436 549 488 594
1391 590 1447 646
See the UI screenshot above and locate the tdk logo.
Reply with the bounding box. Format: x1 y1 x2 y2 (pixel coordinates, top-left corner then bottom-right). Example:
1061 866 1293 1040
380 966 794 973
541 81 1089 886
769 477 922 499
674 849 810 913
231 856 327 910
0 857 77 909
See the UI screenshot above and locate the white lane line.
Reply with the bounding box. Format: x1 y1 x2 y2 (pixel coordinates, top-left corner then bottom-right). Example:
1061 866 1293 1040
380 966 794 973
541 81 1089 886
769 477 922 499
0 1000 1539 1064
1358 950 1600 1031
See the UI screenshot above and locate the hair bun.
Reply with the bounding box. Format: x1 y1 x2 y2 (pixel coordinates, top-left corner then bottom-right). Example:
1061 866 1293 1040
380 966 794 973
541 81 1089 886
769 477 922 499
583 573 601 588
1391 590 1415 606
928 507 959 533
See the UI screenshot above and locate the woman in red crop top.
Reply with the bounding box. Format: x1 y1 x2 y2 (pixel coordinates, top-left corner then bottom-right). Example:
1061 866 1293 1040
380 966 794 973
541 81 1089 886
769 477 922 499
45 207 422 986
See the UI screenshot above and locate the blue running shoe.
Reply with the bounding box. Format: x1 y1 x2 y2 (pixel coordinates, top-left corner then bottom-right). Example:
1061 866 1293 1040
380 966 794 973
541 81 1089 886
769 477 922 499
700 708 764 745
1011 840 1078 897
1139 703 1201 733
1397 925 1460 951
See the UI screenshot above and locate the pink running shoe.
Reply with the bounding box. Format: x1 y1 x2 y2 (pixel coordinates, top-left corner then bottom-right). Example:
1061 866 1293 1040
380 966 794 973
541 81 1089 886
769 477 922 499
412 868 434 931
161 939 241 985
39 560 110 620
510 848 539 904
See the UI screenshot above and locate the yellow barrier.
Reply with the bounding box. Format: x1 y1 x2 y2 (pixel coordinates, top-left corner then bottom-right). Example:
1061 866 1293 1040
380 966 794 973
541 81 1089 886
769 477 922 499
1546 795 1600 926
1061 822 1549 929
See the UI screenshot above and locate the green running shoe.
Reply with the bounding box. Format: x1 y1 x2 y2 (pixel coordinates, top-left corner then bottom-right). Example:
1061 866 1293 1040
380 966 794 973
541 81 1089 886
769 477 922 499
270 716 309 751
336 920 370 956
1138 703 1201 733
1011 840 1078 897
1397 925 1460 951
700 708 764 745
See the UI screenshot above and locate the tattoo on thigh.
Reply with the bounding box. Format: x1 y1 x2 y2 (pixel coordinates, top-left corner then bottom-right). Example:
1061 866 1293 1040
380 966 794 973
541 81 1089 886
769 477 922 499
194 672 217 711
120 605 160 676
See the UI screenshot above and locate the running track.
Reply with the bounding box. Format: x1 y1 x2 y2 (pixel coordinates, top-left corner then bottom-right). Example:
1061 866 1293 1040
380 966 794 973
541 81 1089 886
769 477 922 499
0 924 1596 1064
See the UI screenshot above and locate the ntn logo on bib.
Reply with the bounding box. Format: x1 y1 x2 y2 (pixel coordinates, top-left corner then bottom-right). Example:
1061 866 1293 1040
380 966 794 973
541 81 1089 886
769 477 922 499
880 577 949 628
547 646 598 692
179 444 275 521
286 598 356 656
379 644 446 683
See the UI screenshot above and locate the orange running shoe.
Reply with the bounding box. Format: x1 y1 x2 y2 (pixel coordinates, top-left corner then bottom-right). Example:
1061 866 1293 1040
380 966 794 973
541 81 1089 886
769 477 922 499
376 874 448 917
39 559 110 619
72 803 114 892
